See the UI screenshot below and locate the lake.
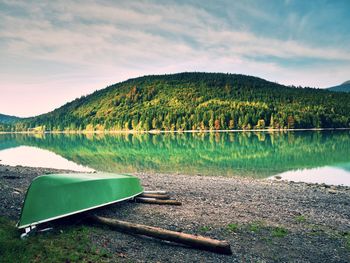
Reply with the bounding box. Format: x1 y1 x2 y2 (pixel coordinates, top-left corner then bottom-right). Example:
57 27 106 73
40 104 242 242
0 130 350 186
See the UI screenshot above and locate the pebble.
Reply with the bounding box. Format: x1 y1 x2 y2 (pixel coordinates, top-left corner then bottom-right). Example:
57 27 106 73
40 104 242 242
328 189 337 194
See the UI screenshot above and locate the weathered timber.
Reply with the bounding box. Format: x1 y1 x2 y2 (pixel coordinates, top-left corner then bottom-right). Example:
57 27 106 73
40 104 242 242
91 215 232 255
143 190 168 195
135 197 182 206
139 193 171 199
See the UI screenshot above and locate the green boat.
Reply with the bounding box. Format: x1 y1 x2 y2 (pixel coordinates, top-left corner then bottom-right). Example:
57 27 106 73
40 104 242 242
17 173 143 230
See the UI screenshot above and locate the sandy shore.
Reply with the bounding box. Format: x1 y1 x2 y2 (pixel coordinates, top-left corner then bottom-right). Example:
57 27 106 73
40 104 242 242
1 164 349 262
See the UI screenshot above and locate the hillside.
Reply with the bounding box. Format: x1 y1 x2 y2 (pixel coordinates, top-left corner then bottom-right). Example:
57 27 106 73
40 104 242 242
327 81 350 93
0 114 20 124
0 114 22 132
6 72 350 131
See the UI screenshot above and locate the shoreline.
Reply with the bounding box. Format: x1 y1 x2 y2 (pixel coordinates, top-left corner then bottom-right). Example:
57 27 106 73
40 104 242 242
1 164 349 262
0 127 349 135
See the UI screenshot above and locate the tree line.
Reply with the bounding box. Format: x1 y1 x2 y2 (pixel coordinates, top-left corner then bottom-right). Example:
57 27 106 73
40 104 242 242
2 72 350 131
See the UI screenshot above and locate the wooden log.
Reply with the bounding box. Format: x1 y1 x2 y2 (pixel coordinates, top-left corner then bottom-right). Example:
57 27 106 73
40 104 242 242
139 193 171 200
91 215 232 255
143 190 168 195
135 197 182 206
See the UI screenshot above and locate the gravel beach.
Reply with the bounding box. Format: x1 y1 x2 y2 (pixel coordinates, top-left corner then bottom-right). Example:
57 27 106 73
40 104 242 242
1 164 349 262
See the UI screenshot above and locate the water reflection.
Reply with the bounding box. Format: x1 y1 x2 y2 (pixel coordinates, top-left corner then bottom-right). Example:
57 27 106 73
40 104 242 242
0 131 349 182
0 146 93 172
272 166 350 186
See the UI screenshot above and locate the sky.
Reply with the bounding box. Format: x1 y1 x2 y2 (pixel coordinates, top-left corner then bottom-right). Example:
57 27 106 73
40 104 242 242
1 0 350 117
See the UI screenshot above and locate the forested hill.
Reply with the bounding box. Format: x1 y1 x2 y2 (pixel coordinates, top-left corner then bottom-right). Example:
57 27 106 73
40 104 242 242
0 114 20 124
327 81 350 93
6 72 350 132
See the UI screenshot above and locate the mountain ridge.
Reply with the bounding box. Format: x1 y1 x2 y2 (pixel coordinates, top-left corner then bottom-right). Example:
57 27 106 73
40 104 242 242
327 81 350 93
0 114 21 124
3 72 350 131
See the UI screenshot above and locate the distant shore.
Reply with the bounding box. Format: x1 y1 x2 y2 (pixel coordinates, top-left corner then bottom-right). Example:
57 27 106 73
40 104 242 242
1 164 349 262
0 127 349 135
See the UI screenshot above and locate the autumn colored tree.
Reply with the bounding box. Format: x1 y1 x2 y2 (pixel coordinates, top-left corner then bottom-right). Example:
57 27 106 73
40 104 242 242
214 119 220 130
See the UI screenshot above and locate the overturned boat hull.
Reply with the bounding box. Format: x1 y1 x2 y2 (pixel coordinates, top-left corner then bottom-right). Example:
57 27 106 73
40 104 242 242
18 173 143 229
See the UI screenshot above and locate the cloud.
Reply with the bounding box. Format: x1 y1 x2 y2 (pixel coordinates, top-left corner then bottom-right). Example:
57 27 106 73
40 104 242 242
0 0 349 116
2 1 349 64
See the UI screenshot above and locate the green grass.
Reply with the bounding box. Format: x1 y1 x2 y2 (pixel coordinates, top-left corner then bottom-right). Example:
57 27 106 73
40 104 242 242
295 215 306 223
343 232 350 251
248 221 264 233
244 222 288 239
0 217 112 263
226 223 239 232
307 224 325 236
199 226 211 232
271 227 288 238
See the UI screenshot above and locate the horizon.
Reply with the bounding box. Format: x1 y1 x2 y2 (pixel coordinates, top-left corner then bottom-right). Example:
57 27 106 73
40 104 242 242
1 0 350 117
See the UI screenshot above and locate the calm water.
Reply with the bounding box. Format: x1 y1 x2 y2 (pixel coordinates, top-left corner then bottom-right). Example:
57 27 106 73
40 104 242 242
0 131 350 185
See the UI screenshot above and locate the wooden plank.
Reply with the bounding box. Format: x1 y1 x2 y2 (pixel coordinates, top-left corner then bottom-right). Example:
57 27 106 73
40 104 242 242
143 190 168 195
139 193 171 199
135 197 182 206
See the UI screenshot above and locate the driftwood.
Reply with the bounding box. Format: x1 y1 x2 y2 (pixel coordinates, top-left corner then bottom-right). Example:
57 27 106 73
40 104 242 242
143 190 168 195
91 215 232 255
139 193 171 200
135 197 182 206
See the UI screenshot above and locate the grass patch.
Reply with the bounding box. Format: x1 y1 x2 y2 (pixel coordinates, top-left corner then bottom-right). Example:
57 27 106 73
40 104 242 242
261 236 273 244
343 232 350 251
295 215 306 223
271 227 288 238
0 217 112 263
307 224 325 236
226 223 239 232
199 225 211 232
248 221 264 233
